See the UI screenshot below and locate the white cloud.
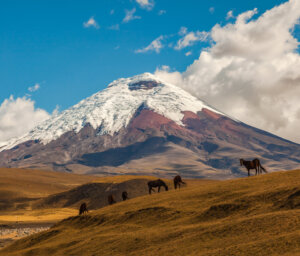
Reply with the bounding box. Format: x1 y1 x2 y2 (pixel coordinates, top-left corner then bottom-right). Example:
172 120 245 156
83 17 100 29
28 83 40 92
158 10 166 15
136 0 155 10
185 51 192 56
226 10 234 20
175 30 209 50
0 96 50 145
123 8 141 23
178 26 188 36
110 9 115 15
209 7 215 14
108 24 120 30
155 0 300 143
135 35 164 53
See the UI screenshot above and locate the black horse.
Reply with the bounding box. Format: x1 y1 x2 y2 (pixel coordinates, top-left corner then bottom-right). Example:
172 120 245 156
108 195 116 205
240 158 267 176
173 175 186 189
122 191 129 201
79 202 88 215
147 179 168 194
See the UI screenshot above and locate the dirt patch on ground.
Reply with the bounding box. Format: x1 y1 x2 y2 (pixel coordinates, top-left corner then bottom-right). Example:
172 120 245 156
0 223 51 249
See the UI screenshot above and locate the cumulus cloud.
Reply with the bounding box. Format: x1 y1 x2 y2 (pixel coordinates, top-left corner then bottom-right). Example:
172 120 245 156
155 0 300 143
135 35 164 53
123 8 141 23
175 30 209 50
28 83 40 92
0 96 50 145
209 7 215 14
226 10 234 20
136 0 155 10
83 17 99 29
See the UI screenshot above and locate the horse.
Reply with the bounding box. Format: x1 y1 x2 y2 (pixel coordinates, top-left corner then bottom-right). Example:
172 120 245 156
79 202 88 215
147 179 168 194
122 191 129 201
173 175 186 189
240 158 267 177
108 195 116 205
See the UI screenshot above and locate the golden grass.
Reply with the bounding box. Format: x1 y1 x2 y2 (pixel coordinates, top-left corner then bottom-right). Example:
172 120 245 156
0 208 77 223
1 170 300 255
92 175 158 184
0 167 96 228
0 167 95 199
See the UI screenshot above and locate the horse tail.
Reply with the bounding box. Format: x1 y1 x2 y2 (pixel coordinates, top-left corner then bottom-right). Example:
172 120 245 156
258 160 268 173
260 164 267 173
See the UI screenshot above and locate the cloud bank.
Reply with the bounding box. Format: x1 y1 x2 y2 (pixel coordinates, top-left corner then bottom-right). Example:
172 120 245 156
0 96 50 145
155 0 300 143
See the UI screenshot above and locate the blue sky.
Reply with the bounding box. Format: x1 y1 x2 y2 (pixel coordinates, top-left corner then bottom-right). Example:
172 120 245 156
1 0 300 144
0 0 289 112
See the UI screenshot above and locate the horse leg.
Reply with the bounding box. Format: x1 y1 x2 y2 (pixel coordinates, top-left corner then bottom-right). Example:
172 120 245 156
174 181 177 190
247 168 250 177
148 186 152 194
158 186 161 193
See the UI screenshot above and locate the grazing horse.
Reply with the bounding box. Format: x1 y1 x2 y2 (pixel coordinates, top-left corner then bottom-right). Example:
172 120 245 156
122 191 129 201
173 175 186 189
108 195 116 205
79 202 88 215
147 179 168 194
240 158 267 177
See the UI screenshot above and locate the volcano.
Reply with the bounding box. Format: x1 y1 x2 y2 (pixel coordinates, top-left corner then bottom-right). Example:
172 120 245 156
0 73 300 179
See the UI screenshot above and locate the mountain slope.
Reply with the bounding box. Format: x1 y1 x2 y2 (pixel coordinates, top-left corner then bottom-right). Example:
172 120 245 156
0 73 300 178
1 170 300 256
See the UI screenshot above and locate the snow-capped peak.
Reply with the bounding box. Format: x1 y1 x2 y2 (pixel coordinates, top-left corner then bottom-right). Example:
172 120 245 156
0 73 224 151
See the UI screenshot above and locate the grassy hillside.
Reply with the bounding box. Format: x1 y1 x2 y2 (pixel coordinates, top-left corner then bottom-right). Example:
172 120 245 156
33 176 165 210
1 170 300 256
0 167 95 214
0 167 95 199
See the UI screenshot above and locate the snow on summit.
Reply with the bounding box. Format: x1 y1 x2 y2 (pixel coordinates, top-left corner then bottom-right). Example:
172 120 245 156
1 73 223 151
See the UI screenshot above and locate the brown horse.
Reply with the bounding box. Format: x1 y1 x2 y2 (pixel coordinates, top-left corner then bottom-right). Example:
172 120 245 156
79 202 88 215
173 175 186 189
108 195 116 205
240 158 267 176
122 191 129 201
148 179 168 194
